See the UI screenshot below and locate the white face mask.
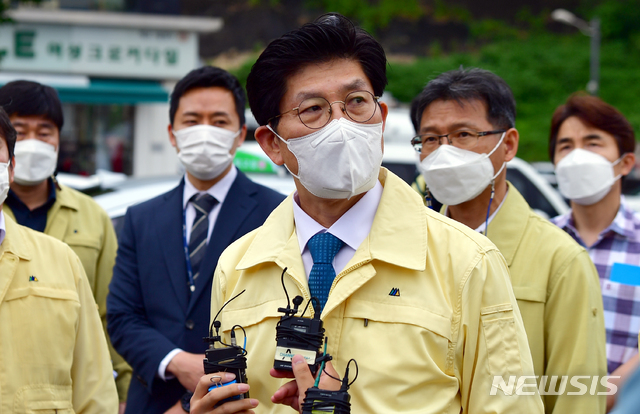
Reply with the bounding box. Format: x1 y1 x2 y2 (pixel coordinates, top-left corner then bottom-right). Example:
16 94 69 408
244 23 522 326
555 148 622 206
13 139 58 186
418 132 506 206
0 162 9 205
268 117 383 199
173 124 241 181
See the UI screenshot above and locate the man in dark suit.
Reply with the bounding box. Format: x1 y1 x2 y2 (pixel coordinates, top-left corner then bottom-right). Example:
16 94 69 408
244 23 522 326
107 66 285 414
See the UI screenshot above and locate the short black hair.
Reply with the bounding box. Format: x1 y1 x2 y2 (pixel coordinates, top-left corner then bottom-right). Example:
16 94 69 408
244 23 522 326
0 80 64 131
169 66 246 126
549 93 635 162
410 67 516 132
246 13 387 127
0 107 17 162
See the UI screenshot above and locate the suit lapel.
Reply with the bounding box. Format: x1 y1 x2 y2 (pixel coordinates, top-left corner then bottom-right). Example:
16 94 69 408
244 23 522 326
187 173 258 313
157 180 190 313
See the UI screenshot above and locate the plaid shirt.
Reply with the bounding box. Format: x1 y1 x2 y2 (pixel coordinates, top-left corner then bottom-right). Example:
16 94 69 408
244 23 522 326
551 198 640 373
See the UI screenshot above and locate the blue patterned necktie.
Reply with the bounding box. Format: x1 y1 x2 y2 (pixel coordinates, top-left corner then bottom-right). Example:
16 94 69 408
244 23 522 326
307 232 344 312
188 193 218 281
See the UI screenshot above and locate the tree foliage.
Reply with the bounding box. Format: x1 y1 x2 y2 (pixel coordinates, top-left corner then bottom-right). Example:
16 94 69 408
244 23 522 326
0 1 42 23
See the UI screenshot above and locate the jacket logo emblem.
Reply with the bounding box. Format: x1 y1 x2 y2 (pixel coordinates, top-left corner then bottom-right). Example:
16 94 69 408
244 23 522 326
389 287 400 296
29 275 38 282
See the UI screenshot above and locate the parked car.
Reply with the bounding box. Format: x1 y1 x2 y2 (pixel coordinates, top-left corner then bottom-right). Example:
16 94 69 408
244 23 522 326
507 157 568 219
94 170 295 236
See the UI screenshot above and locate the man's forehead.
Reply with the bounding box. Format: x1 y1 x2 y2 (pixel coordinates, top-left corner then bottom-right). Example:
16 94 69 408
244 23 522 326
178 87 234 109
9 114 56 127
420 98 489 126
283 59 373 102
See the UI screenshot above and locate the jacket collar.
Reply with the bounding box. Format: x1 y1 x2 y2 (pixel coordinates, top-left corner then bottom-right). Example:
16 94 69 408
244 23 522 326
236 168 427 272
0 214 32 260
484 182 529 267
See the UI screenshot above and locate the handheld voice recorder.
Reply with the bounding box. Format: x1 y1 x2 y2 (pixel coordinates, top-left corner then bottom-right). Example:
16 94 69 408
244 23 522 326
203 290 249 405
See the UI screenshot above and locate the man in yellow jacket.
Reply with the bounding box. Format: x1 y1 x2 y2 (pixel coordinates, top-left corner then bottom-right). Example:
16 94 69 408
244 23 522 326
0 106 118 413
0 80 131 408
190 14 543 414
410 67 607 413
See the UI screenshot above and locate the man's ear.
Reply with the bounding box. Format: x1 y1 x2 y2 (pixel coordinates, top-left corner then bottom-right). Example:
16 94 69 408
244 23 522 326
620 152 636 176
503 128 520 163
255 125 285 165
237 124 247 147
230 125 247 156
379 101 389 133
168 124 178 151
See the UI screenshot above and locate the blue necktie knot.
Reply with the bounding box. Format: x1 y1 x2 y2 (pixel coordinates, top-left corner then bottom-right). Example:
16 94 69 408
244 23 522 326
307 232 344 312
308 232 344 264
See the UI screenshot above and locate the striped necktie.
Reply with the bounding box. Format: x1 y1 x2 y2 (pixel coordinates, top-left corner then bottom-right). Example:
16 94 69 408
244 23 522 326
307 232 344 312
188 193 218 281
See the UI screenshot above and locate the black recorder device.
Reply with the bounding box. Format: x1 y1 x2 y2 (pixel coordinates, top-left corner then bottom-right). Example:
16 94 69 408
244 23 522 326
301 358 358 414
274 269 326 375
203 290 249 405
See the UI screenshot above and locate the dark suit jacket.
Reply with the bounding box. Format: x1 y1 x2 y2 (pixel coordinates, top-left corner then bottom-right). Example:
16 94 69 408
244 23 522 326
107 171 285 413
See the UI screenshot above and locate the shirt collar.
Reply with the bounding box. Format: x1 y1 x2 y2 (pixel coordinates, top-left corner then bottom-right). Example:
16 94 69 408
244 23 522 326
182 165 237 209
441 187 509 233
293 180 383 253
607 196 639 240
474 187 509 233
554 196 640 243
6 177 58 211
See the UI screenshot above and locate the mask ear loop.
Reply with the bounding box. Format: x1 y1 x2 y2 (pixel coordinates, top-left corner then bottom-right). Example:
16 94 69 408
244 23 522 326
611 156 624 182
266 124 302 180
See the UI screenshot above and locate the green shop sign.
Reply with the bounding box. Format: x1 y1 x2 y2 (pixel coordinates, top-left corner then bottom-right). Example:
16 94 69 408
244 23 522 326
0 24 197 80
233 150 279 174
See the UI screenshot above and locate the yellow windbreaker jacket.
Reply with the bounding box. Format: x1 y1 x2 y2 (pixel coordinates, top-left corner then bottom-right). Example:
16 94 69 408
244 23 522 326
482 184 607 414
0 214 118 413
4 183 131 401
212 169 544 413
414 174 607 414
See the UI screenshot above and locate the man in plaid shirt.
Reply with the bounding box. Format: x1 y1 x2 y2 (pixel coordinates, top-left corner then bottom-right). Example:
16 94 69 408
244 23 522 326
549 94 640 410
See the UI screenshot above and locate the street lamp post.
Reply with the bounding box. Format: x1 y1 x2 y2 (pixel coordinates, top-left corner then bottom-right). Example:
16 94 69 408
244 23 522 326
551 9 601 96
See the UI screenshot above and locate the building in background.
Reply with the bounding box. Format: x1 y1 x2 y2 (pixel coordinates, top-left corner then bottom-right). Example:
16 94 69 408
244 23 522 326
0 5 221 177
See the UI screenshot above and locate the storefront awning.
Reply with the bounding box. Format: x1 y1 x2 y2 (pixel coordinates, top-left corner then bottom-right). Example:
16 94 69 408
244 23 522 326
57 79 169 104
0 73 169 104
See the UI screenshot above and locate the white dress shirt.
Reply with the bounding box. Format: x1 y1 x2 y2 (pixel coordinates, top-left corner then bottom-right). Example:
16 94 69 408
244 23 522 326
293 181 383 279
183 165 237 243
158 166 238 381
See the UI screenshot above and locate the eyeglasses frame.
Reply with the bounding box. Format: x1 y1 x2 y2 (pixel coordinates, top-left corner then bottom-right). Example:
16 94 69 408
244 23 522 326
411 129 507 153
267 90 382 130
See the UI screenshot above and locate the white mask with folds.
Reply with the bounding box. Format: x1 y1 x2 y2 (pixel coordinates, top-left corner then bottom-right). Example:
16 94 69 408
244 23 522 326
173 124 240 181
13 139 58 186
555 148 622 205
418 132 506 206
268 117 383 199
